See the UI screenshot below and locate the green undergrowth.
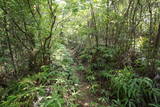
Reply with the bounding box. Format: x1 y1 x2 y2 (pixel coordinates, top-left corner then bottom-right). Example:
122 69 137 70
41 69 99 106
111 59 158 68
79 46 160 107
0 44 79 107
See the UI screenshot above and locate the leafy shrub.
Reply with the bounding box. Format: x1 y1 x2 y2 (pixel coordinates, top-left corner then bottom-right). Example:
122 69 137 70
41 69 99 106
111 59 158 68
0 44 79 107
81 46 160 107
102 68 160 107
80 46 119 71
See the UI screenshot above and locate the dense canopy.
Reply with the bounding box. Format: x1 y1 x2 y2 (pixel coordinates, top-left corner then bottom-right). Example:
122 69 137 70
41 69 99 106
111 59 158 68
0 0 160 107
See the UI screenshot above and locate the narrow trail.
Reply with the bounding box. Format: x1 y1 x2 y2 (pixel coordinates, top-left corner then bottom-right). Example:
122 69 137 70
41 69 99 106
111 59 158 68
69 49 108 107
75 69 97 107
69 49 98 107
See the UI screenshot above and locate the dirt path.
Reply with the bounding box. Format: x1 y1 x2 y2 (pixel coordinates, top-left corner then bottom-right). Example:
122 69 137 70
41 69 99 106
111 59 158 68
75 70 97 107
69 49 107 107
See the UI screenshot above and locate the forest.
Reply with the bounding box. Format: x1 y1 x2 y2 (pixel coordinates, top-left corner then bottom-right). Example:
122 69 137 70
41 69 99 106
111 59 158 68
0 0 160 107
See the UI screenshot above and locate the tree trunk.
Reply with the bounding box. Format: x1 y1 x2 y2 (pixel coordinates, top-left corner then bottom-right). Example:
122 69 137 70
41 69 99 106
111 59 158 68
90 1 99 48
151 23 160 76
3 1 17 72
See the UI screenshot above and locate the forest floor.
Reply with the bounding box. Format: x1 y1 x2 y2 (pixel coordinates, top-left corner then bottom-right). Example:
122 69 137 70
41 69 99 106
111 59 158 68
70 49 108 107
75 68 96 107
69 49 97 107
73 63 108 107
0 45 108 107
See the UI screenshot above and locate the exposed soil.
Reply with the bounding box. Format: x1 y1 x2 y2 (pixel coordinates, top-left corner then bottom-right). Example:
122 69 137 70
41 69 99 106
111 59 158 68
70 49 108 107
75 70 97 107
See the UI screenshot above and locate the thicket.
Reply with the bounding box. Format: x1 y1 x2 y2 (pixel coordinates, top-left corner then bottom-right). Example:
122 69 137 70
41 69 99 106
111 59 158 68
80 46 160 107
0 0 160 107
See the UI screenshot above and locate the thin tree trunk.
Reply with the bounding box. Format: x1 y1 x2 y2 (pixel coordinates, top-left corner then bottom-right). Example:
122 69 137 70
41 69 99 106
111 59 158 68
152 23 160 73
3 1 17 72
90 1 99 48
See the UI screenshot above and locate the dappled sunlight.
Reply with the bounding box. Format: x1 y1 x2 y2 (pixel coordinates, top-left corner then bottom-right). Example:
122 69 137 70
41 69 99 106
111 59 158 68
135 36 148 51
0 0 160 107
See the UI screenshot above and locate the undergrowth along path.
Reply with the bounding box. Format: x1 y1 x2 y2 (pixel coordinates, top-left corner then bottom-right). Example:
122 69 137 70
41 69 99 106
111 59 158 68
69 48 108 107
74 68 97 107
52 45 108 107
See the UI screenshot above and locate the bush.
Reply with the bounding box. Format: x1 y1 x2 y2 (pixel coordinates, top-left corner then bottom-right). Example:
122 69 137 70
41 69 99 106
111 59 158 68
102 68 160 107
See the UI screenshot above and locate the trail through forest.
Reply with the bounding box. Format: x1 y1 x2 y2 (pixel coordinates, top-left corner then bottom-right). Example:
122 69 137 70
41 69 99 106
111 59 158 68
75 66 95 107
70 49 108 107
1 0 160 106
70 49 96 107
